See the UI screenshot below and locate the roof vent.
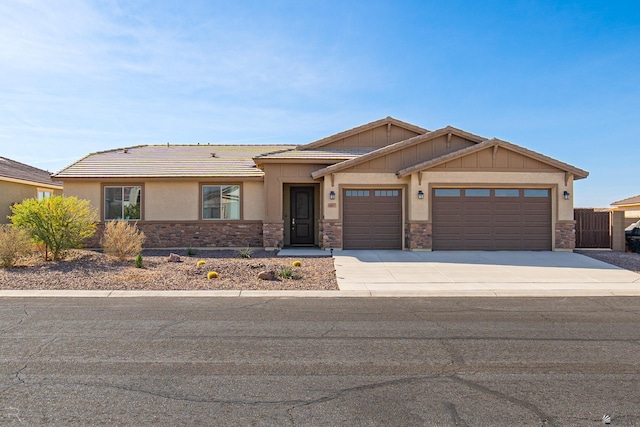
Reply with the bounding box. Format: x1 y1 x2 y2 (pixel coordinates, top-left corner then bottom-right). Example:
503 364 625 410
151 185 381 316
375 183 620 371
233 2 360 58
123 148 128 154
211 153 216 158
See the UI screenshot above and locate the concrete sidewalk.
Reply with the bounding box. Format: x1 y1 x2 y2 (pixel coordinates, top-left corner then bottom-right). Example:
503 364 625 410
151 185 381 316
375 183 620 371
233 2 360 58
333 250 640 297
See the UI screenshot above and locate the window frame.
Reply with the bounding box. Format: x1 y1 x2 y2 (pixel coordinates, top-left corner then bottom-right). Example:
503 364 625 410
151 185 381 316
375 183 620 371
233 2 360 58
103 184 143 221
200 183 242 221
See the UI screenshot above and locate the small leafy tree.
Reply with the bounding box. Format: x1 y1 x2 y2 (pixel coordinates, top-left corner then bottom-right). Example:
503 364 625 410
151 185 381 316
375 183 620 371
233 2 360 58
0 224 32 268
101 220 146 260
10 196 97 261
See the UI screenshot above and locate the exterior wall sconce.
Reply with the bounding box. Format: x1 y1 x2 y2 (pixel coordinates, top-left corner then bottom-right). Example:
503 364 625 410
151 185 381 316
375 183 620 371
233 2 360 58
417 190 424 199
329 191 336 200
563 191 570 200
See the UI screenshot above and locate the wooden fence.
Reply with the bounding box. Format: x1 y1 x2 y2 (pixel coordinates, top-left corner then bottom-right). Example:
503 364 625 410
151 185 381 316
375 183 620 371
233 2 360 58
574 208 611 248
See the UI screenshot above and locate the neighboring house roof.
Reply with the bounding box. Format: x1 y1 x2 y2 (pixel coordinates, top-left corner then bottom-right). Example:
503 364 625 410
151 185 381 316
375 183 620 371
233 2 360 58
611 194 640 207
298 116 429 150
396 138 589 179
0 156 62 188
311 126 487 179
54 144 295 179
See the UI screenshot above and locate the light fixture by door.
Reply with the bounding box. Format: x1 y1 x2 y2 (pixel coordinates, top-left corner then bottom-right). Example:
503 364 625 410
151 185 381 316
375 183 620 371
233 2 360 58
329 191 336 200
417 190 424 199
563 191 570 200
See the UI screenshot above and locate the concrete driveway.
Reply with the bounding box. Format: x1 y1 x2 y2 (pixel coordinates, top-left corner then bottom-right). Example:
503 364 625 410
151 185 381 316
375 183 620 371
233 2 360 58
334 251 640 297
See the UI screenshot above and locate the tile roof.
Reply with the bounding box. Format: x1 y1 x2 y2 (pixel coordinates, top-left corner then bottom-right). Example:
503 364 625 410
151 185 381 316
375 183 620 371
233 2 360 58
0 157 62 187
254 147 376 161
611 194 640 206
54 144 295 179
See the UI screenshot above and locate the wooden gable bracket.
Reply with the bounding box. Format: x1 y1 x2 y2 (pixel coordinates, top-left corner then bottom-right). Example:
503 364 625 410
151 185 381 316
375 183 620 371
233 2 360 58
330 173 335 187
492 145 499 161
446 132 452 149
418 171 423 186
387 123 391 144
564 172 573 186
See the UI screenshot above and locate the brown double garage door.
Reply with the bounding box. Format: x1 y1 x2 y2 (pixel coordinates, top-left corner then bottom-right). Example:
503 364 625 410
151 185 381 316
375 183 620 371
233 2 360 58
342 187 551 250
432 188 551 250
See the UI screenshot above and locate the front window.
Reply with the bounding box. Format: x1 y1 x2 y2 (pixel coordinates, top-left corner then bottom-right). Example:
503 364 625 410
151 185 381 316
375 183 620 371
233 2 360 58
37 190 52 200
203 185 240 220
105 186 141 220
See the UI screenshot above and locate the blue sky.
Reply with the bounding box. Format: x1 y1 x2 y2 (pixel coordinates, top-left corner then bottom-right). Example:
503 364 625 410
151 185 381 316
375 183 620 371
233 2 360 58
1 0 638 207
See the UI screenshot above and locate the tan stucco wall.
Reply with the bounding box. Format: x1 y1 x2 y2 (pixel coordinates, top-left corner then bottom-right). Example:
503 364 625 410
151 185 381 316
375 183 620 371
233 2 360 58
1 181 61 224
144 181 199 220
63 179 268 222
243 181 265 220
63 181 101 212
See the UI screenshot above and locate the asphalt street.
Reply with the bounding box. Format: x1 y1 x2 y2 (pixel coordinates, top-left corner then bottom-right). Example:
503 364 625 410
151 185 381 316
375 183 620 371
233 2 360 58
1 297 639 426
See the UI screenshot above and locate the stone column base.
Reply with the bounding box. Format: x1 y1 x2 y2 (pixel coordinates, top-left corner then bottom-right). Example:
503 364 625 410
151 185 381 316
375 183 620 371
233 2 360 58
263 222 284 249
406 221 432 250
555 220 576 250
320 220 342 249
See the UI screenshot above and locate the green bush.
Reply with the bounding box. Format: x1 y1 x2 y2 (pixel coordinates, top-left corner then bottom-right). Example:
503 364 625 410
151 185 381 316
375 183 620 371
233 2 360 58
237 248 253 259
10 196 97 261
135 253 144 268
0 225 32 268
101 220 146 260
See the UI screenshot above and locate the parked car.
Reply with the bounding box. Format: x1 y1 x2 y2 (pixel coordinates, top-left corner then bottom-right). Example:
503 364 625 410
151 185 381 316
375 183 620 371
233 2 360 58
625 220 640 252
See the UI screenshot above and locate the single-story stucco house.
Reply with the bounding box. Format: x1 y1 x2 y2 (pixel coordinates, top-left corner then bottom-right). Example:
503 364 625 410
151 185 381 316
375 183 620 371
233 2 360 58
611 194 640 227
54 117 588 251
1 157 63 224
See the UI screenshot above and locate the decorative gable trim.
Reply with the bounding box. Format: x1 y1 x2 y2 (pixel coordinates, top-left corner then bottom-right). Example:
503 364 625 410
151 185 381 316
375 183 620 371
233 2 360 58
311 126 487 179
396 138 589 179
298 116 428 150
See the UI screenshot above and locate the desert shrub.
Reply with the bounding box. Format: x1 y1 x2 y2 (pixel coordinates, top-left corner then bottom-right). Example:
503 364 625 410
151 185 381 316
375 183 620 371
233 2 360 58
101 220 146 260
135 253 144 268
0 225 32 268
186 247 197 256
279 266 293 279
10 196 97 261
197 260 206 266
291 260 302 267
207 271 219 279
237 248 253 259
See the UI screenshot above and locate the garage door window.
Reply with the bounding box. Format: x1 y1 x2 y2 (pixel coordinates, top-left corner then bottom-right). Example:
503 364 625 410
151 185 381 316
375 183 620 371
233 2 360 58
345 190 370 197
435 189 460 197
375 190 399 197
524 189 549 197
465 189 490 197
495 189 520 197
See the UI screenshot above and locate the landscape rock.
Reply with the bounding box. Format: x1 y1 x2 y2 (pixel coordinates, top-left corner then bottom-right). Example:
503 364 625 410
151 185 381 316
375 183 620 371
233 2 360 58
258 270 276 281
167 253 182 263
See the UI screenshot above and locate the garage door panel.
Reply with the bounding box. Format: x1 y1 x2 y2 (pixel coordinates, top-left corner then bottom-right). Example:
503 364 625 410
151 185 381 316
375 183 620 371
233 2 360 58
343 189 402 249
433 188 551 250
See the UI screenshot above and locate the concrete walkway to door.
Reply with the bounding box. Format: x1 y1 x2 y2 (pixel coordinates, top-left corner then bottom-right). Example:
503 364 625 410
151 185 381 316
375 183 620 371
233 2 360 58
333 250 640 297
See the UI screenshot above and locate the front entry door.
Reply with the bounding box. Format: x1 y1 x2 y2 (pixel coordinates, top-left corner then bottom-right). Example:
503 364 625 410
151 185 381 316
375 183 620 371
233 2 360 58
290 187 315 245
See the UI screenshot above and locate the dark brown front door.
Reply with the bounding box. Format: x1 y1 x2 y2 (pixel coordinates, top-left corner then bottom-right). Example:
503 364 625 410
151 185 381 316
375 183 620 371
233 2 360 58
290 187 315 245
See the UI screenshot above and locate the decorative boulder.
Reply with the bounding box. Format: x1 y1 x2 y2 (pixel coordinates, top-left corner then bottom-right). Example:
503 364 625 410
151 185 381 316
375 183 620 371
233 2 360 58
258 270 276 281
167 253 182 263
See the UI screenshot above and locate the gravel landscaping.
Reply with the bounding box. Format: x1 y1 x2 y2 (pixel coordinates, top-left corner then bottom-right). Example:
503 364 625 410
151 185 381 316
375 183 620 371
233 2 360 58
0 249 338 291
575 250 640 274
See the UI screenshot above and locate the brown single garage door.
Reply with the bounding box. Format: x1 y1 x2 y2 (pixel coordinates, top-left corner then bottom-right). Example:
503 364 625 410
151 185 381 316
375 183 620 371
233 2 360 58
432 188 551 250
343 189 402 249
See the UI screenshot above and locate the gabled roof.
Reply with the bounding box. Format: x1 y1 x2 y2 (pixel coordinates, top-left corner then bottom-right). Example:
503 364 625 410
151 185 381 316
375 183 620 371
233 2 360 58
298 116 429 150
54 144 294 179
611 194 640 206
0 156 62 188
396 138 589 179
311 126 487 179
254 147 376 162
